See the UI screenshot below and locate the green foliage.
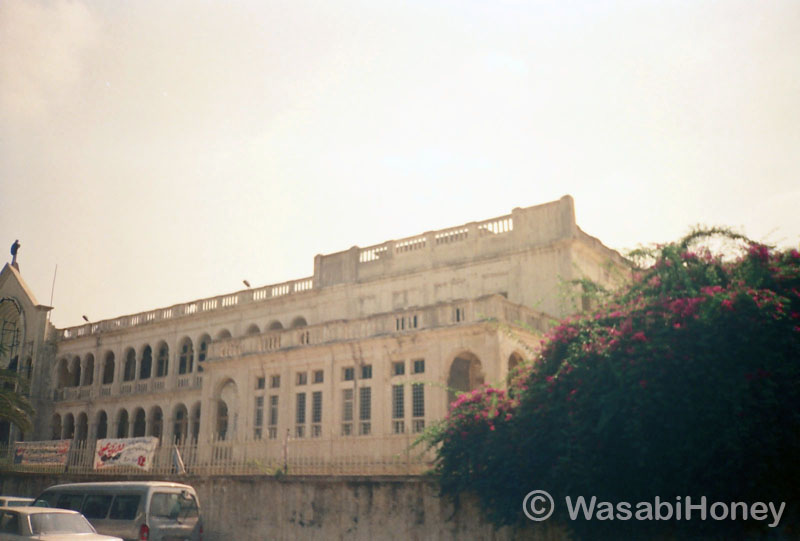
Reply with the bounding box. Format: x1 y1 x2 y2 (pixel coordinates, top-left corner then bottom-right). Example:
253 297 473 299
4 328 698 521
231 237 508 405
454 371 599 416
0 367 34 434
425 229 800 538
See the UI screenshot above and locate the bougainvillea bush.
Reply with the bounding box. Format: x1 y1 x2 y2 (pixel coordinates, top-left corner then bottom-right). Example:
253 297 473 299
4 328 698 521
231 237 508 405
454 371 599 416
429 230 800 538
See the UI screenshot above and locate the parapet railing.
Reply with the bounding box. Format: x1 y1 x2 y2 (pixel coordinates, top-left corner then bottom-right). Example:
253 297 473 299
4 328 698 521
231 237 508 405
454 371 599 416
358 214 514 264
60 277 314 341
0 436 435 477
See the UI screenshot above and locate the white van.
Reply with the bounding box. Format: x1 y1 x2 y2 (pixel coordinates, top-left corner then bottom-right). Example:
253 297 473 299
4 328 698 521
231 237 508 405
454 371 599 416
32 481 202 541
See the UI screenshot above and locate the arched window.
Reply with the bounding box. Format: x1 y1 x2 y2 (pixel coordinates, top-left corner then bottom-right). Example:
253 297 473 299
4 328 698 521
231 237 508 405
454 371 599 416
149 406 163 439
123 348 136 382
102 352 115 385
191 403 201 442
96 411 108 440
216 400 228 441
70 356 81 387
216 329 232 340
179 338 194 375
83 354 94 386
63 413 75 439
76 413 88 441
133 408 146 437
290 316 308 328
197 334 210 372
268 321 283 331
245 324 260 336
156 343 169 377
507 352 524 381
173 404 188 444
139 346 152 380
116 409 129 438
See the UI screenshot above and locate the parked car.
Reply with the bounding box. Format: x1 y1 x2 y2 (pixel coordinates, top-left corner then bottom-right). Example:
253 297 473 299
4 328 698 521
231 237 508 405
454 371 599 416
0 497 33 508
0 506 123 540
33 482 202 541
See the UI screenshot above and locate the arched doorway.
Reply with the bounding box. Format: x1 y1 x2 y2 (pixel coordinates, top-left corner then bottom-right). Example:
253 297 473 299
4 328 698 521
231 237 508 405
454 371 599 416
447 351 484 404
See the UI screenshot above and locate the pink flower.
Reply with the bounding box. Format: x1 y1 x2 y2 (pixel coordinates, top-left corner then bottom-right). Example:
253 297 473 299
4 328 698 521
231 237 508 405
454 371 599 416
721 299 734 311
632 331 647 342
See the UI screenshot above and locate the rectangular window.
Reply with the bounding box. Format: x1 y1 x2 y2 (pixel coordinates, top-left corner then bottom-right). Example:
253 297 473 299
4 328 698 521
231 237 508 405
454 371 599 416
270 375 280 389
361 364 372 379
392 384 405 434
269 395 278 426
392 384 404 419
342 388 353 436
359 386 371 435
454 307 464 322
413 359 425 374
313 370 324 384
392 361 405 376
256 377 265 390
312 391 322 424
412 383 425 433
343 367 354 381
254 396 264 440
296 372 307 385
296 392 306 425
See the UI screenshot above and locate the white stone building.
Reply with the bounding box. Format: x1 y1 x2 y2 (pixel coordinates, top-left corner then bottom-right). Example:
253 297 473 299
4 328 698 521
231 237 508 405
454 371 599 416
0 196 627 466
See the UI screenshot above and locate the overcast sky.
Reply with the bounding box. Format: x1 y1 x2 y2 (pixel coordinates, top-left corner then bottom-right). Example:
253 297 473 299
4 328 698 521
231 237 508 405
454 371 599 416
1 0 798 329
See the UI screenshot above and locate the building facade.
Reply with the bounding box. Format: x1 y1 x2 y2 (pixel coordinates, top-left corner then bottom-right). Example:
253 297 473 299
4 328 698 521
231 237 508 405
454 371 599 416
0 196 627 468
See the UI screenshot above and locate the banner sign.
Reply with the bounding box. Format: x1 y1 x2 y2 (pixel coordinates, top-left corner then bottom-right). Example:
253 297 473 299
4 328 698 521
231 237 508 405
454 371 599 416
94 437 159 470
14 440 72 466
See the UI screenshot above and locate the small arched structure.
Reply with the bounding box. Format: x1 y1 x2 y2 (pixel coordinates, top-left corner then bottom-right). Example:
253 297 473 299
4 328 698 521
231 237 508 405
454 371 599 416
214 379 238 441
69 356 81 387
76 412 89 441
507 351 524 381
139 345 152 380
83 354 94 386
149 406 163 439
132 408 146 437
290 316 307 328
156 342 169 377
245 324 260 336
63 413 75 439
179 337 194 375
190 402 201 442
173 404 189 443
116 409 129 438
96 410 108 439
123 348 136 382
267 320 283 331
102 352 115 385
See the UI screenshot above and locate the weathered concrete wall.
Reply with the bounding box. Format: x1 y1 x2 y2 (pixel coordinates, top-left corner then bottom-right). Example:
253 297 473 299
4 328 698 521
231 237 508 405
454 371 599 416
0 473 568 541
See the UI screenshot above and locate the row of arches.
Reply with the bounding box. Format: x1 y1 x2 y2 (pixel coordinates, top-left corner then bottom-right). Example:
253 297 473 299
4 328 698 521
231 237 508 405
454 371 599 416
243 316 307 336
54 318 311 390
55 335 213 389
51 402 201 443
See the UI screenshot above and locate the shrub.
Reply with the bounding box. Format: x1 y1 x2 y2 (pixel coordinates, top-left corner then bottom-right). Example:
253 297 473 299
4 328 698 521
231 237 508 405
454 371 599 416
428 229 800 538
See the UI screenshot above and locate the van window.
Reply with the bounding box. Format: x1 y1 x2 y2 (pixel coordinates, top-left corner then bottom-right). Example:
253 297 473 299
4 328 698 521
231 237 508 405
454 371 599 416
55 494 84 512
109 495 141 520
82 495 113 519
150 492 199 520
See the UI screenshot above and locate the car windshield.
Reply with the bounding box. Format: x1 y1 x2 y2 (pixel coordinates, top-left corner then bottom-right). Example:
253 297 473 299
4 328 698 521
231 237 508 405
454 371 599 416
29 513 96 534
150 492 198 520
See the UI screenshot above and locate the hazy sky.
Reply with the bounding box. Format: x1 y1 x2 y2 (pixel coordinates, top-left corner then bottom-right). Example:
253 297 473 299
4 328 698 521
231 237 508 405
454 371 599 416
1 0 799 329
